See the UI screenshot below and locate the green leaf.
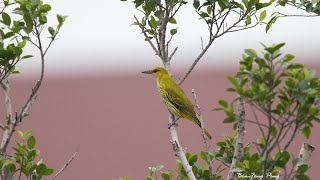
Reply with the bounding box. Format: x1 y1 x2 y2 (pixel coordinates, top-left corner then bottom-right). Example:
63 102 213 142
134 0 143 8
256 2 272 10
44 168 54 176
200 151 208 161
193 0 200 9
228 76 238 86
302 126 311 139
245 16 251 25
36 164 47 176
5 162 16 173
22 55 33 59
259 10 267 21
244 49 257 57
3 0 9 6
188 154 198 166
218 100 228 108
297 164 308 174
223 117 235 123
23 14 33 28
24 129 32 139
57 14 67 28
168 17 177 24
266 16 278 32
19 40 27 48
2 12 11 26
27 136 36 149
296 174 310 180
161 171 172 180
18 131 24 139
271 126 278 137
283 54 295 62
200 12 209 18
40 4 52 12
207 6 212 14
149 16 158 29
170 29 177 36
217 141 226 147
4 32 14 39
39 15 47 25
48 27 56 36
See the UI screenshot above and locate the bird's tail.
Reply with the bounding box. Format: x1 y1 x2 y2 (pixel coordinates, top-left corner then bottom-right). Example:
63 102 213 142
191 117 212 140
204 128 212 140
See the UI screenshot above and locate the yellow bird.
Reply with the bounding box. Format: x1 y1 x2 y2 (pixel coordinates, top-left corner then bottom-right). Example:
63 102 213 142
142 66 212 140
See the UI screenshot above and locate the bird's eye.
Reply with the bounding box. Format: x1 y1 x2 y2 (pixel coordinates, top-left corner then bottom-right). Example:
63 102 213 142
153 69 158 73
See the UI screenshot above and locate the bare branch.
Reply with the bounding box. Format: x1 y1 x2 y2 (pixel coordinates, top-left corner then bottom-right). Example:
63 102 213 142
178 38 214 85
276 12 319 18
18 24 45 121
0 78 15 151
178 9 251 85
295 143 315 168
50 151 78 180
168 114 196 180
168 47 178 62
192 89 213 180
249 105 266 139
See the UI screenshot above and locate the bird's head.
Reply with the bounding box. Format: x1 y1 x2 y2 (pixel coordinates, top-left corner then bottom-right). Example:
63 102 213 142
142 67 169 78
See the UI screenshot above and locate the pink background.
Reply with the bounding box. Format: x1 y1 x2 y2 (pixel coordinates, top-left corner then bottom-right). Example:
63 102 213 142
1 65 319 179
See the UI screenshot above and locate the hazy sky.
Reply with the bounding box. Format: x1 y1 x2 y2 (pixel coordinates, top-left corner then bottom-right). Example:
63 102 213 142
16 0 320 75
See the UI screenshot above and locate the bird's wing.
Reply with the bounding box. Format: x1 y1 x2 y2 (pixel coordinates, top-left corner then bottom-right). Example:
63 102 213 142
162 84 200 126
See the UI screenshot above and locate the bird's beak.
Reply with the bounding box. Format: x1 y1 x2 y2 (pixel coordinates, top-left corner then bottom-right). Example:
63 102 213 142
141 70 152 74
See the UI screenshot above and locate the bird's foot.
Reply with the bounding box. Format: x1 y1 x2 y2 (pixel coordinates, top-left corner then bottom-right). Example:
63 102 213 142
168 122 178 129
168 118 180 129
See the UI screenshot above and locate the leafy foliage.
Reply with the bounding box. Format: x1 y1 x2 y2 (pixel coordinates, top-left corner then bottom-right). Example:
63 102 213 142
0 130 54 179
278 0 320 15
0 0 66 83
215 43 319 178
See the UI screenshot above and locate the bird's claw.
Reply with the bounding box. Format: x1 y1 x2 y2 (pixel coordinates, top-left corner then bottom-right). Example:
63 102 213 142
168 122 178 129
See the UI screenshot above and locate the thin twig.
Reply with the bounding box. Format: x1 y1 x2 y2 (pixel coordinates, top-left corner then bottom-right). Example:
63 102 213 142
178 9 250 85
18 23 45 120
44 27 61 56
276 12 319 18
50 151 78 180
133 16 161 57
192 89 213 180
168 47 178 62
249 105 266 139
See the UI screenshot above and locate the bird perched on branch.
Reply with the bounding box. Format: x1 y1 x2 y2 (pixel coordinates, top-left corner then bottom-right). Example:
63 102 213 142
142 66 212 140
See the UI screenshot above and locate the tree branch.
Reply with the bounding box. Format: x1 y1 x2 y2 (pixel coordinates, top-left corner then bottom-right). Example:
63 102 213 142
133 16 161 57
0 78 16 151
18 25 45 121
168 114 196 180
192 89 213 180
50 151 78 180
0 24 46 151
227 76 246 180
295 143 315 168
